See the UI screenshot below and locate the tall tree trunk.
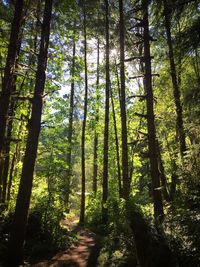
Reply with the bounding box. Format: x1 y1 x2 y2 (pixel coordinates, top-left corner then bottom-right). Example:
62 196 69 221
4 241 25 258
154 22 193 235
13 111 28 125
65 36 76 211
80 6 88 224
110 86 122 198
5 1 53 266
102 0 110 224
163 0 186 158
0 0 24 159
93 39 100 195
119 0 130 199
1 31 23 205
143 0 164 221
114 60 123 197
5 6 39 205
0 0 24 204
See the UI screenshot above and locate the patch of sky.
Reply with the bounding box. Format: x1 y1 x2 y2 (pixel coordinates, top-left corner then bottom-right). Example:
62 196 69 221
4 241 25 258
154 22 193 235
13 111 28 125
2 0 9 6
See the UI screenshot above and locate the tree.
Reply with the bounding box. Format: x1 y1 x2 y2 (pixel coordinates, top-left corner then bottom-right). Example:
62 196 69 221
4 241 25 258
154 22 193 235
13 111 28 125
0 0 24 194
102 0 110 224
5 0 53 265
65 32 76 211
110 80 122 198
163 0 186 158
93 38 100 195
143 0 164 221
118 0 130 199
80 2 88 224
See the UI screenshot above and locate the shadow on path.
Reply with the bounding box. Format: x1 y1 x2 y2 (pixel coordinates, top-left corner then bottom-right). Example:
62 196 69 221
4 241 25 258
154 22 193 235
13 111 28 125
30 218 101 267
86 234 101 267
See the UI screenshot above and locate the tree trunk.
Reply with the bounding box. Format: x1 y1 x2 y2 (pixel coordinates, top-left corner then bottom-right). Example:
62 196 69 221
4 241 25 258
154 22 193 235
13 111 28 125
102 0 110 224
110 86 122 198
0 0 24 159
163 0 186 158
119 0 130 199
0 19 24 207
114 60 123 197
5 9 39 206
5 1 53 266
143 0 164 221
93 39 100 195
129 211 175 267
65 36 76 211
80 6 88 224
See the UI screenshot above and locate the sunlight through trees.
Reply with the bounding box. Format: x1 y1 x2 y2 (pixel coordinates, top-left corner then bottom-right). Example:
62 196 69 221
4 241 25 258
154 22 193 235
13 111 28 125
0 0 199 266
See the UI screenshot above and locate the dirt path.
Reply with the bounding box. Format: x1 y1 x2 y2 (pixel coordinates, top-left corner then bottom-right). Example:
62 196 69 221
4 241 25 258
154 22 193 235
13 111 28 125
30 217 100 267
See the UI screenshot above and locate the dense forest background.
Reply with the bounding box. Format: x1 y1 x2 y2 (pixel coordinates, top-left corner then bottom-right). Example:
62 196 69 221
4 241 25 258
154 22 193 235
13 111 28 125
0 0 200 266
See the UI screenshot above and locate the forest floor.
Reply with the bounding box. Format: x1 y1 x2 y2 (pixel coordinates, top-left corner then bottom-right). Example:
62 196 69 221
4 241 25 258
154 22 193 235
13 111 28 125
29 215 100 267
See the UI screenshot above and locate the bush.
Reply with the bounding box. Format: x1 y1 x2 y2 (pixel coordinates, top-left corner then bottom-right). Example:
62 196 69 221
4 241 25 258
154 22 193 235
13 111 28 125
24 196 69 261
85 195 137 267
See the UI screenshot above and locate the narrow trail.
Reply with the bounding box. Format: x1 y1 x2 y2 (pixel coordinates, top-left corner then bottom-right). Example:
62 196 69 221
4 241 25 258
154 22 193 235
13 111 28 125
30 216 100 267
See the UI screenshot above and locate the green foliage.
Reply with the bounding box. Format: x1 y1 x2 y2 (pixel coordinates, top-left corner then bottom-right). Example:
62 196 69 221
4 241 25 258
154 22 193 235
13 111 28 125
162 144 200 266
24 196 69 260
164 207 200 267
85 196 137 267
85 193 103 233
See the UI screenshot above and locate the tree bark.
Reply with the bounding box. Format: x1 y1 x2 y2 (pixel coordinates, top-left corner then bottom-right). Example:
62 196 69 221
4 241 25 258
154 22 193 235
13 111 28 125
5 6 39 205
129 211 175 267
93 39 100 195
102 0 110 224
80 6 88 224
0 0 24 159
143 0 164 221
163 0 186 158
114 60 123 197
110 85 122 198
5 1 53 266
119 0 130 199
0 14 24 207
65 36 76 210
